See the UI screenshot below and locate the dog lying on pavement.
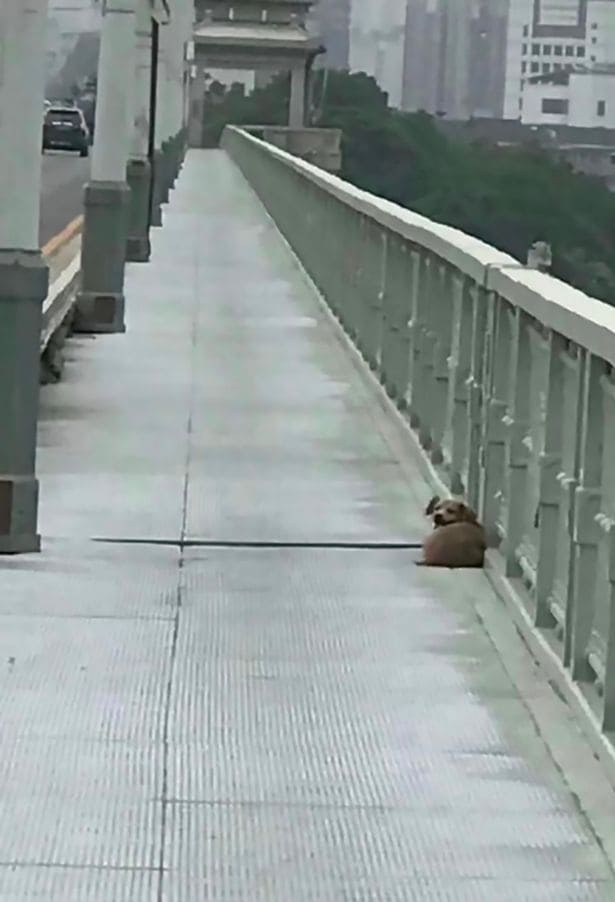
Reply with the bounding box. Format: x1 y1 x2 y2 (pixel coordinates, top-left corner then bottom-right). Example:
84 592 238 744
418 496 486 569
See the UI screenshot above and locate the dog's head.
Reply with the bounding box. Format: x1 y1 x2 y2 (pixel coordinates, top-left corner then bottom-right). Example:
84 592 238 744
425 496 479 528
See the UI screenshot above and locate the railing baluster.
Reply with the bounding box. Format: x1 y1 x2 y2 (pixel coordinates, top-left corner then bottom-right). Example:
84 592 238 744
481 294 510 545
570 352 604 682
535 331 566 628
448 276 473 496
429 263 453 465
411 252 434 449
391 244 414 412
602 528 615 730
466 285 488 513
406 250 424 428
372 229 388 373
503 309 532 577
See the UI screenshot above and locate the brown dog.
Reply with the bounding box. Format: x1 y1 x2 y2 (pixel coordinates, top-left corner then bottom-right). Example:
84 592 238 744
418 496 486 568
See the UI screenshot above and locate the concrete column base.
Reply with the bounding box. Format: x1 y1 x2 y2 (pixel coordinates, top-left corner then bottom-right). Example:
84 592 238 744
0 477 41 554
0 250 49 554
126 157 152 263
151 149 164 227
160 139 171 205
76 181 130 334
167 134 179 189
178 126 188 170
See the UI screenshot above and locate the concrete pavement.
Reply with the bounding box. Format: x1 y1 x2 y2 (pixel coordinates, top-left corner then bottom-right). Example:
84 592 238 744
39 151 90 248
0 150 615 899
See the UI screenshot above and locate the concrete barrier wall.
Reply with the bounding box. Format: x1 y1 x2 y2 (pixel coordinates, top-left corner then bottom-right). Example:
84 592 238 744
223 124 615 743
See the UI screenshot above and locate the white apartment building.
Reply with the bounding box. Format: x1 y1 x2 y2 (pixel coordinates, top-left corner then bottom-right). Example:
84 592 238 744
522 65 615 126
504 0 615 119
347 0 615 123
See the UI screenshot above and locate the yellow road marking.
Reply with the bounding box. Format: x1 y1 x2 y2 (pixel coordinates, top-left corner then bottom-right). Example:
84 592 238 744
42 214 83 258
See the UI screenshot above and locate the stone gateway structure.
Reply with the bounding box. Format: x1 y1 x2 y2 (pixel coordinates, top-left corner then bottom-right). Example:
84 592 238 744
189 0 323 145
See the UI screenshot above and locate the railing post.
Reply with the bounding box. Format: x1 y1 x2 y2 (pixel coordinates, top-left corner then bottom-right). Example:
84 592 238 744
570 352 604 681
388 242 414 410
503 308 532 576
466 285 488 513
428 263 453 465
447 276 473 495
414 255 437 450
481 295 510 544
602 528 615 729
406 250 422 420
359 225 387 371
346 211 363 342
534 331 566 627
337 203 354 330
379 235 398 395
354 215 368 354
374 230 388 373
562 347 585 668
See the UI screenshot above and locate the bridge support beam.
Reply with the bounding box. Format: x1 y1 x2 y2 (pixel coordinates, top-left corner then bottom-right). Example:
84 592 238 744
77 0 136 332
0 0 49 554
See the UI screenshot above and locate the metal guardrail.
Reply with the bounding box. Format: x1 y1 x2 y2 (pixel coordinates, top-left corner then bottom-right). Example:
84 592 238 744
41 254 80 353
40 217 82 355
223 124 615 737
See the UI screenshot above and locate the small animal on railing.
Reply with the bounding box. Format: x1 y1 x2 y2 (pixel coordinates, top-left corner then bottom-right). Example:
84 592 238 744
418 496 486 569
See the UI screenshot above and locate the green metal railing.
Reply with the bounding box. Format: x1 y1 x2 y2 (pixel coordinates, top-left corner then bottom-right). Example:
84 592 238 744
223 125 615 733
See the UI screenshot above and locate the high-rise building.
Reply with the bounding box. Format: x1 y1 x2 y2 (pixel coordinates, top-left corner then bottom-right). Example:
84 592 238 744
311 0 351 69
504 0 615 119
401 0 508 119
349 0 408 106
323 0 615 121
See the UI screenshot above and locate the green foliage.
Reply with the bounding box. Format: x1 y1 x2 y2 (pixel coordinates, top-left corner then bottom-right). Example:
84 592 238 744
205 70 615 303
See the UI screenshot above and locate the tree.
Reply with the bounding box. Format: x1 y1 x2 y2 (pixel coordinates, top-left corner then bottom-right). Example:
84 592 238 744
203 70 615 304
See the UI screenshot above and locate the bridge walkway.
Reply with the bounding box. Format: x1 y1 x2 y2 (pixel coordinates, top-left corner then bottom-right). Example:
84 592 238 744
0 150 613 899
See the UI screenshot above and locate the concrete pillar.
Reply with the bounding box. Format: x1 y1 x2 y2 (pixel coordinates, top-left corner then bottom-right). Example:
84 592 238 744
77 0 136 333
181 4 194 161
151 23 170 227
166 5 184 188
188 69 205 148
289 64 307 128
0 0 49 553
126 0 153 263
169 0 190 184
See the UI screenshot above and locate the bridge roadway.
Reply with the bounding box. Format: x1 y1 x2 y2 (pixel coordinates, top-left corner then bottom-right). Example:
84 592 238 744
39 151 89 248
0 150 614 899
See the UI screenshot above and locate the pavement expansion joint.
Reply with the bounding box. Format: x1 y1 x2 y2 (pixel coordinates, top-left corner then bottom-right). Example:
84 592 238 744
92 537 423 551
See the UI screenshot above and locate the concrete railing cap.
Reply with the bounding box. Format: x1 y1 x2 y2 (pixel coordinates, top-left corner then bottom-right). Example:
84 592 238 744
226 126 615 367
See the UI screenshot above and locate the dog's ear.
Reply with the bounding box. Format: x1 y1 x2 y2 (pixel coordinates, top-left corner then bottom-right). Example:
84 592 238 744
425 496 440 516
460 503 478 523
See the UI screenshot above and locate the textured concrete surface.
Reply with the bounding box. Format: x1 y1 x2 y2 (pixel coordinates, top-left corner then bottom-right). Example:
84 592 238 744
1 150 614 898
